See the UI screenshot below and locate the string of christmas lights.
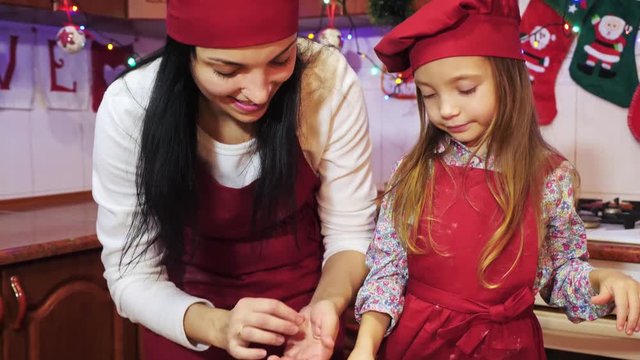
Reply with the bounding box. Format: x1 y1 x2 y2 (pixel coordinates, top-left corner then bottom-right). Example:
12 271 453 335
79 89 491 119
54 0 596 92
521 0 583 44
304 0 414 100
53 0 139 68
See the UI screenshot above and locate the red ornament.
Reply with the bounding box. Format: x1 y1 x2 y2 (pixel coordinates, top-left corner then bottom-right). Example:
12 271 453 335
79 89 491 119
56 25 86 54
58 28 75 47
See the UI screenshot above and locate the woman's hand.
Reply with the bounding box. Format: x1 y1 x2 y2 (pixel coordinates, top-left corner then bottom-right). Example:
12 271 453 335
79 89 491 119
591 269 640 335
268 299 340 360
184 298 304 359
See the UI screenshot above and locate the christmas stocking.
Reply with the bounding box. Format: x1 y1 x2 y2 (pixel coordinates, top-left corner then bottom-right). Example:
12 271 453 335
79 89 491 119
90 41 133 112
543 0 596 26
569 0 640 108
521 0 576 125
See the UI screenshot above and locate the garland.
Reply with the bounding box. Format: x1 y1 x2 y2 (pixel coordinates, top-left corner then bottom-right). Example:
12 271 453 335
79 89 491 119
367 0 414 25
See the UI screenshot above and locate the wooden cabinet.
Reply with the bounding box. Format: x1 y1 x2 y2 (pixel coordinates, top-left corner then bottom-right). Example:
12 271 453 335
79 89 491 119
299 0 368 18
0 249 138 360
0 0 51 10
1 0 127 18
72 0 127 18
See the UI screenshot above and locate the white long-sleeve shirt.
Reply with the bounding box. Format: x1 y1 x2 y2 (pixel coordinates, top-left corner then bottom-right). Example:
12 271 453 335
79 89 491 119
92 39 377 350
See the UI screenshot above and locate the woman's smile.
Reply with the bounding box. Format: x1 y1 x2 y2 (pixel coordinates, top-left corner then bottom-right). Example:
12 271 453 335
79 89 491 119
230 97 265 113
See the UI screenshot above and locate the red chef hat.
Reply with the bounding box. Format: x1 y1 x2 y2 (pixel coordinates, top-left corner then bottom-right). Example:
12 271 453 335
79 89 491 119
166 0 299 48
375 0 523 73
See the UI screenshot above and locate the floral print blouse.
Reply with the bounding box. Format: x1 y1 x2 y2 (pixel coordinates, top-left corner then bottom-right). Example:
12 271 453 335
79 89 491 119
355 138 613 334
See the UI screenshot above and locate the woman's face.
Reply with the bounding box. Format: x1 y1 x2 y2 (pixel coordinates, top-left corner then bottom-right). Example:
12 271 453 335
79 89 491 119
191 34 297 126
415 56 497 151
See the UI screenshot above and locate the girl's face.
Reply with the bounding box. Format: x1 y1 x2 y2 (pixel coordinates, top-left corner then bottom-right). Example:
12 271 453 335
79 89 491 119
191 35 297 126
414 56 497 151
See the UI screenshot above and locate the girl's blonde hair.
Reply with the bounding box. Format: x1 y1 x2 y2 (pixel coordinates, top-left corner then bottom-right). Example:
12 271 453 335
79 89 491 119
387 57 570 288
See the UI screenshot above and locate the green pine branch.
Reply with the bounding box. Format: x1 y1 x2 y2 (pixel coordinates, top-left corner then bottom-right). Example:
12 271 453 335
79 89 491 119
367 0 414 25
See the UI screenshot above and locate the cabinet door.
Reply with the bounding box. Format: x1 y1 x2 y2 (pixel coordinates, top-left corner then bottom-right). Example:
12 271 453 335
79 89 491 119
1 250 137 360
1 0 126 18
299 0 368 18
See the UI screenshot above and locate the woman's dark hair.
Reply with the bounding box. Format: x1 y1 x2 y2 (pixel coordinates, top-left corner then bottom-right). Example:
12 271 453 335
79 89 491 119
123 36 304 266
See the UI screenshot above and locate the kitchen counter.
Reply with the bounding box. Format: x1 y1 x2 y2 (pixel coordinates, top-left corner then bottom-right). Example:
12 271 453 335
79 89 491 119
586 224 640 263
587 241 640 263
0 201 99 265
0 200 639 266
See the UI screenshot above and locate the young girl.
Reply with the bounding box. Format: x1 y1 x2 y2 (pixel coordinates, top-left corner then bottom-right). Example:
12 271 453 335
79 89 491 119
349 0 640 359
93 0 376 359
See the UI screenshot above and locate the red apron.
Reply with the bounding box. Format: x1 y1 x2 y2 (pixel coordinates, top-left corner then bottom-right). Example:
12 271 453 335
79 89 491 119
381 161 545 360
141 145 344 359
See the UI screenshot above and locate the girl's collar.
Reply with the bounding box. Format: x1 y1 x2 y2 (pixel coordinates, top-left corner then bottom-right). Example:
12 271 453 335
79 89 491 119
438 136 495 170
438 136 487 156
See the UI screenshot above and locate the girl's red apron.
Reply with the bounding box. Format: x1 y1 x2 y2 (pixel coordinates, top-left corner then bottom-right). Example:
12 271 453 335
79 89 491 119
381 161 546 360
141 145 344 359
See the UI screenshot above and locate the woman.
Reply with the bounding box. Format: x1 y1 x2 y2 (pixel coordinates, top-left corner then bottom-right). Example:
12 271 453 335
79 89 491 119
92 1 377 359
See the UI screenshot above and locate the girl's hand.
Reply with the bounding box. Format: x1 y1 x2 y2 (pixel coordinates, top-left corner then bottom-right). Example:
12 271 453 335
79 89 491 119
591 270 640 335
268 299 339 360
347 346 377 360
184 298 304 359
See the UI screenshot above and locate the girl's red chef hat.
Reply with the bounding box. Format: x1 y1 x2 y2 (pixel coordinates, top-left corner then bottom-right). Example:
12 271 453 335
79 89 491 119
375 0 524 73
166 0 299 48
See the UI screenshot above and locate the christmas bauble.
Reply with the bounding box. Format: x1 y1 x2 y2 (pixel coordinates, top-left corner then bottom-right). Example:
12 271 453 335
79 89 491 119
318 27 343 49
56 25 86 54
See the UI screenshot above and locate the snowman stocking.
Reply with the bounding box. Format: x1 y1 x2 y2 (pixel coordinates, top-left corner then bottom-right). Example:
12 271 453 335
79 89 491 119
521 0 576 125
569 0 640 107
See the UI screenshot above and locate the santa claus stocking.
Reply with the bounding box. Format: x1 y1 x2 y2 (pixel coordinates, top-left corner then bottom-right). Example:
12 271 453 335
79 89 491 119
569 0 640 107
521 0 576 125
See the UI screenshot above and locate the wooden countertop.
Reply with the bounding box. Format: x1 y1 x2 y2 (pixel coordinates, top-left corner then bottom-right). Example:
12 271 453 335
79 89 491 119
0 201 99 266
588 241 640 263
0 198 639 266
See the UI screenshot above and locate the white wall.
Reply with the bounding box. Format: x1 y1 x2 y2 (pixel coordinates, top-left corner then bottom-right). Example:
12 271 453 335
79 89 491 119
0 20 163 200
1 1 639 201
